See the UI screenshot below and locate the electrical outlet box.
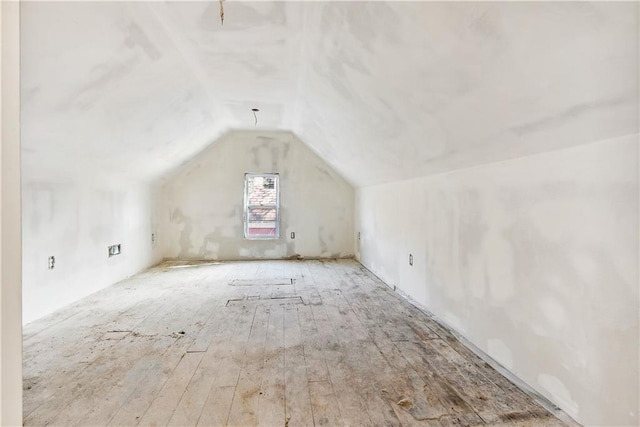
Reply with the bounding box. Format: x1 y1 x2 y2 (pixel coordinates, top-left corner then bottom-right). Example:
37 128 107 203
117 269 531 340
48 256 55 270
108 244 121 257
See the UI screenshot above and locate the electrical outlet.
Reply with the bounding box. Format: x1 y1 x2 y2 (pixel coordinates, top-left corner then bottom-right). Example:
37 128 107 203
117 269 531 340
358 232 361 241
290 231 295 239
409 254 413 266
108 244 121 257
48 256 55 270
151 233 156 244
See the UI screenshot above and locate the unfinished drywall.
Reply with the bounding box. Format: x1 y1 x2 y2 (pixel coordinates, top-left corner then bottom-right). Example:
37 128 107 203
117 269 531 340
159 130 353 260
21 181 162 324
20 2 638 189
20 1 305 183
355 134 639 426
295 2 638 186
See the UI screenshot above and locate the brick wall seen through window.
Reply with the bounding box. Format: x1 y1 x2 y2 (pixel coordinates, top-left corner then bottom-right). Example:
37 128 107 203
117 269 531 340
244 173 279 239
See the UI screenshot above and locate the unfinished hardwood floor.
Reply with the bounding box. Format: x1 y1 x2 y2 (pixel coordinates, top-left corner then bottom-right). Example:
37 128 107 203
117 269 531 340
23 259 567 427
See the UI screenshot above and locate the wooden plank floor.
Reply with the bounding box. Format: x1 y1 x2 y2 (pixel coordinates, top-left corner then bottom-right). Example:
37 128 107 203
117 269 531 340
23 259 567 427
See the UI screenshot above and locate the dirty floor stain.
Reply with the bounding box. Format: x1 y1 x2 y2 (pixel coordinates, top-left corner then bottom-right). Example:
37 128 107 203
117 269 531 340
23 260 568 426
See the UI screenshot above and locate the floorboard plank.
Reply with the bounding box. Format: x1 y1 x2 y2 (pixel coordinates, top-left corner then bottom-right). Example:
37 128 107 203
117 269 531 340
226 305 270 427
137 352 204 426
107 336 195 426
308 380 343 427
22 260 567 427
284 305 314 426
256 305 286 427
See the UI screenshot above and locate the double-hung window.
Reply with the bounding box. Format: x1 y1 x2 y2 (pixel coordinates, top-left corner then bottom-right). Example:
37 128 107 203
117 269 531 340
244 173 279 239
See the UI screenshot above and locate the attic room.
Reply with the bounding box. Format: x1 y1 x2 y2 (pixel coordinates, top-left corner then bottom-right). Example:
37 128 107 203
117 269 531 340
0 1 638 426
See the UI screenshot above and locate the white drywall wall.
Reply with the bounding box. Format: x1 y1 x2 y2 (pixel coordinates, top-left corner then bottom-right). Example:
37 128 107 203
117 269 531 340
159 130 353 260
20 2 638 188
355 134 639 426
21 181 162 324
1 1 23 423
295 2 638 186
20 1 305 182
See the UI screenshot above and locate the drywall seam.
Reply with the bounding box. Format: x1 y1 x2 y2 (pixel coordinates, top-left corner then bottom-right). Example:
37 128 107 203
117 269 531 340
158 129 358 189
357 132 640 191
289 130 357 188
154 130 235 185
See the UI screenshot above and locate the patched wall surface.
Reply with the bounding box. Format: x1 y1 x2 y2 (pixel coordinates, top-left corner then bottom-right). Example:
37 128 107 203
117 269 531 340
22 181 162 323
159 130 354 260
355 134 639 426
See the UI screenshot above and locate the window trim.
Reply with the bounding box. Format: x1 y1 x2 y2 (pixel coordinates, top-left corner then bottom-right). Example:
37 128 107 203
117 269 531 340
243 173 280 240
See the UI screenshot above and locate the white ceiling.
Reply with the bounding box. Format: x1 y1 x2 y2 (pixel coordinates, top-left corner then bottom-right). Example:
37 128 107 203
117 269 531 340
21 1 638 186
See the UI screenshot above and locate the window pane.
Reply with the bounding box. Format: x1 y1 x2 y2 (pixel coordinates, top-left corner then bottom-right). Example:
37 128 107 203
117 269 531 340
244 174 279 239
248 207 276 222
247 207 277 237
247 176 277 206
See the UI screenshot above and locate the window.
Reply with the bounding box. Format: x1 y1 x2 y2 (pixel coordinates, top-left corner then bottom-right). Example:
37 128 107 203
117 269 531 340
244 173 279 239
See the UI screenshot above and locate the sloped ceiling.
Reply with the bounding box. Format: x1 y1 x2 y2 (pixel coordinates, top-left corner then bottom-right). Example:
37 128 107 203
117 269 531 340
21 1 638 186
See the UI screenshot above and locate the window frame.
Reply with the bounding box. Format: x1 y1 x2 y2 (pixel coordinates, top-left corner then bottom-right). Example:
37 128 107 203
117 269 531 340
243 173 280 240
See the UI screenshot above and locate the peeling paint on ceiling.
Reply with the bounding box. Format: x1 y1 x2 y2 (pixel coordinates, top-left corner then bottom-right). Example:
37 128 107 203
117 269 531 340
21 1 638 186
